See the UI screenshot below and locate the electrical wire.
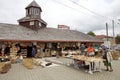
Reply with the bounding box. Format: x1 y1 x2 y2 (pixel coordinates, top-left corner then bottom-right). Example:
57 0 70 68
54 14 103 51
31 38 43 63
68 0 112 20
50 0 105 27
51 0 111 21
50 0 88 16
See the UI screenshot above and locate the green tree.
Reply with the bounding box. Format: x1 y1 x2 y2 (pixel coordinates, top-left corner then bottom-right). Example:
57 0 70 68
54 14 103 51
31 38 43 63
116 35 120 44
87 31 96 37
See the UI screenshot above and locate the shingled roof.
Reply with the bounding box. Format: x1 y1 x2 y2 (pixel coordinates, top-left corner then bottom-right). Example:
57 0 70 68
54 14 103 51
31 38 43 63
25 1 41 10
18 16 47 25
0 23 103 42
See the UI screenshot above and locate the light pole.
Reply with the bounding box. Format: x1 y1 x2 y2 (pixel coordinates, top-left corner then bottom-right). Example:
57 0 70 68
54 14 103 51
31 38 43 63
106 23 108 41
112 20 115 44
105 22 111 49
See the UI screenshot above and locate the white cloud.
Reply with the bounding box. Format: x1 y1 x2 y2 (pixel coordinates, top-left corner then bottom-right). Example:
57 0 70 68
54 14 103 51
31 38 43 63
0 0 120 36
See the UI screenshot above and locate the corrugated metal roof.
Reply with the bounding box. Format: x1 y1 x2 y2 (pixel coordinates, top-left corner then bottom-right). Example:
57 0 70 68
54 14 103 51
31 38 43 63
0 23 103 42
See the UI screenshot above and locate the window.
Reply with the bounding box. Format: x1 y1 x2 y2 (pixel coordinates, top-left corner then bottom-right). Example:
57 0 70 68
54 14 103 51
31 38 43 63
34 8 39 16
29 8 32 15
30 21 34 25
26 9 28 15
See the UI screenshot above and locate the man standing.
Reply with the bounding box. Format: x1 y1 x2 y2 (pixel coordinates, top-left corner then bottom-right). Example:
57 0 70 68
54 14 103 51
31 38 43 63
80 44 86 55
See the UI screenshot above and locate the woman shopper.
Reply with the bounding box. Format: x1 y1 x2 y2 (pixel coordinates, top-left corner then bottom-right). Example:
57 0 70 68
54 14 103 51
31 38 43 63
102 47 113 72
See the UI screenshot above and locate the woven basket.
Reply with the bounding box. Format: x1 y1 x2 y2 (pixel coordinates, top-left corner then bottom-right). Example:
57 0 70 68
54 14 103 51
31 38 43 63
1 62 11 74
111 51 120 60
22 58 33 69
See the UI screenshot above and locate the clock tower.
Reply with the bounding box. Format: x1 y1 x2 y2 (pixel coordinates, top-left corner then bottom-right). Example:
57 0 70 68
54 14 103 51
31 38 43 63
18 1 47 30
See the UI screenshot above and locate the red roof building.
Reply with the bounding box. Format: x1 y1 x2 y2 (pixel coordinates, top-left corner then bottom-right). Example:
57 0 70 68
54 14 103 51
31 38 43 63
58 25 70 30
95 35 113 41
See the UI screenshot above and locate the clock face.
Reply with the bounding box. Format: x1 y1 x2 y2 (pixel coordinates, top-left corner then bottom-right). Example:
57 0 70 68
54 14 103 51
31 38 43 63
30 21 34 25
39 22 41 26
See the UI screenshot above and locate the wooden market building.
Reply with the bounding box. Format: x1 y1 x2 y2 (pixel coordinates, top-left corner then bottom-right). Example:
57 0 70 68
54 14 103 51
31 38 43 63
0 1 103 57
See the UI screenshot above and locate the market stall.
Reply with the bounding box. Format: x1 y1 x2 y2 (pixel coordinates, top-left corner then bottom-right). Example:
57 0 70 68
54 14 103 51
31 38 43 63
69 55 104 74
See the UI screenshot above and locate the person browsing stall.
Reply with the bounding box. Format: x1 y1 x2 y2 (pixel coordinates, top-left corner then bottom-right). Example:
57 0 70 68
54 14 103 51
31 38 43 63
102 46 113 72
86 45 95 57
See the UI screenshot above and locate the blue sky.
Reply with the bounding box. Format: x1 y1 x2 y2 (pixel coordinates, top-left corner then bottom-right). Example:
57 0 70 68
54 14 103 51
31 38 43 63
0 0 120 36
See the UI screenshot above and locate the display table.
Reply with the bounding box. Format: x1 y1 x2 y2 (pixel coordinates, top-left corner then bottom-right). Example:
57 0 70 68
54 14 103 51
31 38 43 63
61 50 80 57
70 55 104 74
